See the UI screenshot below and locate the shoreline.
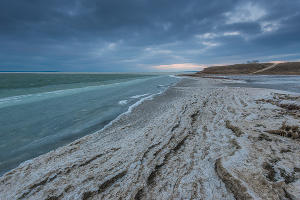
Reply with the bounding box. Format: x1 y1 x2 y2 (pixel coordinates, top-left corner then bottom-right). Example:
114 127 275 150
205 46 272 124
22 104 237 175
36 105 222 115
100 77 181 134
1 77 300 199
0 74 179 176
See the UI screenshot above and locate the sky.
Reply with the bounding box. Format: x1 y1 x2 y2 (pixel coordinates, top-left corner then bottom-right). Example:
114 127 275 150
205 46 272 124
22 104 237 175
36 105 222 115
0 0 300 72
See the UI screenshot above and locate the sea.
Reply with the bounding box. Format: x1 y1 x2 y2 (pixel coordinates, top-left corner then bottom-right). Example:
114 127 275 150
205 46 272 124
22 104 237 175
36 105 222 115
0 73 180 175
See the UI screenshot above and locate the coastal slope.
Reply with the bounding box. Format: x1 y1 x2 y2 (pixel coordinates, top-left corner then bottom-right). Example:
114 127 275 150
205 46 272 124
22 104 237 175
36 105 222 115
1 78 300 199
191 62 300 75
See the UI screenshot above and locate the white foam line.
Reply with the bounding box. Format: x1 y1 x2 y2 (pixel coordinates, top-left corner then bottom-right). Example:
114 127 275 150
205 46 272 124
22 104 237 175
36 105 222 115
130 93 149 99
169 75 183 79
0 83 121 108
101 93 156 130
118 100 128 105
100 78 177 132
0 77 158 109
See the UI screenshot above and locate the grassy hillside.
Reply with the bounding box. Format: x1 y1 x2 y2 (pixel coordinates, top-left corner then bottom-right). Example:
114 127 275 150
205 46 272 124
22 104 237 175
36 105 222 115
259 62 300 75
196 63 271 75
193 62 300 75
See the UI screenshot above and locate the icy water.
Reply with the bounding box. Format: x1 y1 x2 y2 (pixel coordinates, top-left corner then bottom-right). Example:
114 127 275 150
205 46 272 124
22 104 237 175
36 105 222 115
0 73 180 175
222 75 300 94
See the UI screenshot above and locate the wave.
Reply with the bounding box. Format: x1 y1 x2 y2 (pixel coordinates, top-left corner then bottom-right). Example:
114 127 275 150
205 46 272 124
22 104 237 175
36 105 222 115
168 75 182 79
101 82 172 132
0 84 118 109
0 77 157 109
103 76 181 131
118 100 128 105
130 93 149 99
102 93 156 130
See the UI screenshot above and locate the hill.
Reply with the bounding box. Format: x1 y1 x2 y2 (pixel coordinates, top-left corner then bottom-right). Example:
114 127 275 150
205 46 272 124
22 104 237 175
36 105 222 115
259 62 300 75
191 62 300 76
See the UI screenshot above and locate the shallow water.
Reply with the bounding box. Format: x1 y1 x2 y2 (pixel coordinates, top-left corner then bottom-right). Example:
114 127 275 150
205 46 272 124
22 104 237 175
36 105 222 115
221 75 300 94
0 73 179 175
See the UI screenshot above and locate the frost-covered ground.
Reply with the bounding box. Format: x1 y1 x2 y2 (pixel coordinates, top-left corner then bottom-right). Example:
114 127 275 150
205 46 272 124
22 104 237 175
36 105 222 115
0 78 300 200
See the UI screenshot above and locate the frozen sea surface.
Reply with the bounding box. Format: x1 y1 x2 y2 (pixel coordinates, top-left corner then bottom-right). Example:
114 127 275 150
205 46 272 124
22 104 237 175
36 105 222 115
221 75 300 94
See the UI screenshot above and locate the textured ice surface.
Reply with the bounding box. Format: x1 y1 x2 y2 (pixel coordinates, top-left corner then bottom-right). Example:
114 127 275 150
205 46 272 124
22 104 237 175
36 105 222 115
1 78 300 200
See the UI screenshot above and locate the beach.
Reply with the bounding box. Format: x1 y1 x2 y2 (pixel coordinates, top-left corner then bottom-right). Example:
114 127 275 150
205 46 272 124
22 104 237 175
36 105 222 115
0 73 178 175
1 77 300 199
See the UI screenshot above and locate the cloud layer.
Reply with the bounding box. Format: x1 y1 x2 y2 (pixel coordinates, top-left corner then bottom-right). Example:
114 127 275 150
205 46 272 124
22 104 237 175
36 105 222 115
0 0 300 71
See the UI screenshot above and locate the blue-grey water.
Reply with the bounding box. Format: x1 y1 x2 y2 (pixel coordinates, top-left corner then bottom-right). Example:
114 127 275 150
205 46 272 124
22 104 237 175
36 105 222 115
0 73 179 176
222 75 300 94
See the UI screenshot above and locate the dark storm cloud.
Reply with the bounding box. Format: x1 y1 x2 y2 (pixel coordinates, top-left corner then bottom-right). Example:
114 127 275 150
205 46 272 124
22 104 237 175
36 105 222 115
0 0 300 71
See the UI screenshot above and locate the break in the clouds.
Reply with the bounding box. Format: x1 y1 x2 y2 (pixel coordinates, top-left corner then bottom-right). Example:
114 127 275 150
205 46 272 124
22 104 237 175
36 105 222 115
0 0 300 71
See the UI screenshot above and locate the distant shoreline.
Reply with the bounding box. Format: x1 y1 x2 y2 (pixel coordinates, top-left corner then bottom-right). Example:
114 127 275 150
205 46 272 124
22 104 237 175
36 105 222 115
0 71 60 73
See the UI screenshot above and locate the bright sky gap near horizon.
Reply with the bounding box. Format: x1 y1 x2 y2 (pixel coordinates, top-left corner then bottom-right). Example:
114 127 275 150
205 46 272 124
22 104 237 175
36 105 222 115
1 0 300 72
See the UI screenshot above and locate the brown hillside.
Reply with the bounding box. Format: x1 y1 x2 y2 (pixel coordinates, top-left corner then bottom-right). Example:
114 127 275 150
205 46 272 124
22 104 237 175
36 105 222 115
258 62 300 75
191 62 300 75
196 63 272 75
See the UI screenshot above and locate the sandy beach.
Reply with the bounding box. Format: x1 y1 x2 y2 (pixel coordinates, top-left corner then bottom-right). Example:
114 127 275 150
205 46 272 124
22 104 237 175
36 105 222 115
1 77 300 200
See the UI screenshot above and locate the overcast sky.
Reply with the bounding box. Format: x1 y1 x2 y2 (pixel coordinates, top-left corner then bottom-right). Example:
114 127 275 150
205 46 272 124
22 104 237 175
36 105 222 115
1 0 300 72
